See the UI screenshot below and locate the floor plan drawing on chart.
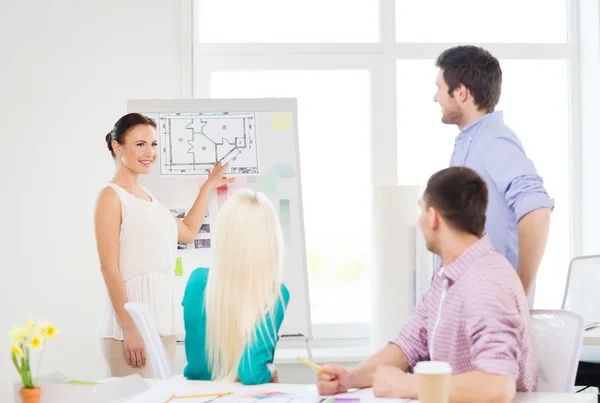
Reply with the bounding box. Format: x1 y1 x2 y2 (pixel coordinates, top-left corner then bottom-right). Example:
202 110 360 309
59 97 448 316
159 112 259 175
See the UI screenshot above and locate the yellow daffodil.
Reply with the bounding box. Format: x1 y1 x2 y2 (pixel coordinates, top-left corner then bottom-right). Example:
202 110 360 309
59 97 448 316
11 317 59 390
26 317 35 333
10 326 28 343
45 325 58 340
36 321 58 339
36 321 48 335
11 345 23 358
29 335 43 350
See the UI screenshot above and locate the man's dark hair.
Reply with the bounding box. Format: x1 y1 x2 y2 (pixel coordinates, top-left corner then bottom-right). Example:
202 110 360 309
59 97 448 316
435 45 502 112
424 166 488 237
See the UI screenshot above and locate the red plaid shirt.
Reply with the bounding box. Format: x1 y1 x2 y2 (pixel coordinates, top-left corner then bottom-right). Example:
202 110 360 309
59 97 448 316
391 235 538 392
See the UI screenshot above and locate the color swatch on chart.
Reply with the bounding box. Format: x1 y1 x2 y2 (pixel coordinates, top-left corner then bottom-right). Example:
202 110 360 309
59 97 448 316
233 176 248 189
274 162 295 178
217 185 228 209
246 176 258 190
174 257 183 276
271 112 292 131
280 200 291 244
258 176 277 194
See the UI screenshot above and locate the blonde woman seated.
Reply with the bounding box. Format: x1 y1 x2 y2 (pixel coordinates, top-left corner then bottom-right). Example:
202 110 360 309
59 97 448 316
182 189 290 384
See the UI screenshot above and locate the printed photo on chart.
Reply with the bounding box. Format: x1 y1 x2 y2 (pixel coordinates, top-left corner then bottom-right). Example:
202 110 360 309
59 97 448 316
194 239 211 249
170 208 185 219
177 241 188 250
198 224 210 234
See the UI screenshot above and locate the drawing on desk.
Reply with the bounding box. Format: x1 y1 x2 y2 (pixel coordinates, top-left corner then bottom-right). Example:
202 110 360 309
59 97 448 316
162 391 306 403
159 112 259 176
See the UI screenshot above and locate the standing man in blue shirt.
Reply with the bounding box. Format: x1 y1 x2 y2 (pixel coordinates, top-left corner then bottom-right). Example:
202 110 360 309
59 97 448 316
433 45 554 303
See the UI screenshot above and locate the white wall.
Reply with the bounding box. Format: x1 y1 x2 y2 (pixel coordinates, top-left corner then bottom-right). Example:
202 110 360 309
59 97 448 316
0 0 182 399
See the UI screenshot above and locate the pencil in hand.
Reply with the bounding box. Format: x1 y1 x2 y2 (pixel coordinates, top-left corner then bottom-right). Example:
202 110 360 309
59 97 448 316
296 356 325 373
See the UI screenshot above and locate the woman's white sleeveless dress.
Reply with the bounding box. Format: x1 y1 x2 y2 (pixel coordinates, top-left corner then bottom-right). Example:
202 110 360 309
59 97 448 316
99 183 178 339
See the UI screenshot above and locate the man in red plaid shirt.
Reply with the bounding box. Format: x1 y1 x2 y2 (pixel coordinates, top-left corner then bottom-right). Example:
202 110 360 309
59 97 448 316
317 167 538 402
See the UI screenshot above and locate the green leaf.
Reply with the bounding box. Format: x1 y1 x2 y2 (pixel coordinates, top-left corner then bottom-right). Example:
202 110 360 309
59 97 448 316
11 352 19 370
12 354 28 387
11 353 25 385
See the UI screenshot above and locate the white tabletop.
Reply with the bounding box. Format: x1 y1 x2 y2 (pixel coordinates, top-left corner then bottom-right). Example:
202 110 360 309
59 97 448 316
512 393 595 403
583 327 600 346
112 379 596 403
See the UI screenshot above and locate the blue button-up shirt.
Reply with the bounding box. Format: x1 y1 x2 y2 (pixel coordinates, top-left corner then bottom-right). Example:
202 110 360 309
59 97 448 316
448 111 554 272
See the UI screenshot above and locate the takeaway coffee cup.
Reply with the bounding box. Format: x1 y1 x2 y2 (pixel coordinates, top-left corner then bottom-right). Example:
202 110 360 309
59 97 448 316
414 361 452 403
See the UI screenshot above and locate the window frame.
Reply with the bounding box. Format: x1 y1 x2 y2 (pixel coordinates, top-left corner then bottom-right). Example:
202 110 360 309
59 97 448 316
186 0 581 339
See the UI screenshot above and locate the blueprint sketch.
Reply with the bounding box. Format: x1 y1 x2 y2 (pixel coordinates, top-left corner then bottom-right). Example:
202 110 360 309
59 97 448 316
159 112 259 175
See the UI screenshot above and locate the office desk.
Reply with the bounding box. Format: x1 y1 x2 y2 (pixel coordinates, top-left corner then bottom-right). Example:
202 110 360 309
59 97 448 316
117 379 596 403
583 327 600 346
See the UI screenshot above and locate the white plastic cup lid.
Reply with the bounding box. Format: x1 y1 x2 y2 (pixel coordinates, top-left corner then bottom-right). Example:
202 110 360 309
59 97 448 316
414 361 452 375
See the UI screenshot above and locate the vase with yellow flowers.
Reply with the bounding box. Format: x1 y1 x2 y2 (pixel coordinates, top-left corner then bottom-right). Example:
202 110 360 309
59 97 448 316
10 318 58 403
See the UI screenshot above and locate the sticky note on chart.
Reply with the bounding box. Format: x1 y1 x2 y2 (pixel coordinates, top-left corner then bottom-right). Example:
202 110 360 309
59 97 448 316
258 176 277 194
217 185 228 209
272 112 292 131
231 176 247 189
174 257 184 276
274 162 296 178
246 176 258 189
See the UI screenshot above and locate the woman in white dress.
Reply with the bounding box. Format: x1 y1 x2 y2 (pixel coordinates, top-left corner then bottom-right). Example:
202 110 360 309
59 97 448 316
94 113 234 377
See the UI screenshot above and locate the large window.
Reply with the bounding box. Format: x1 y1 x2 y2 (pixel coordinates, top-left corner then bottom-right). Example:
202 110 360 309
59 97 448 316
210 71 371 324
197 0 378 43
192 0 578 337
397 60 571 308
395 0 568 43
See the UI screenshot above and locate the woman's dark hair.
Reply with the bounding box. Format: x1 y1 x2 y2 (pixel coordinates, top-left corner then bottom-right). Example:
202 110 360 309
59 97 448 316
424 166 488 237
105 113 157 158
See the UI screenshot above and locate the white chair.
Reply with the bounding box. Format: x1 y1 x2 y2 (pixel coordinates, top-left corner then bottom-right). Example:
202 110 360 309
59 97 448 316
531 309 584 392
562 255 600 363
124 302 173 380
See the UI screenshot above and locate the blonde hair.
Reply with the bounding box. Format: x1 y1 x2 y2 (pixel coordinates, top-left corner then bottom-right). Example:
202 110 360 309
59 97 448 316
204 188 284 382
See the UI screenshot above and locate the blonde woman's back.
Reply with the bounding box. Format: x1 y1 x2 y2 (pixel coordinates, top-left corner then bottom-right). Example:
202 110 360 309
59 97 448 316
181 189 290 384
182 268 289 384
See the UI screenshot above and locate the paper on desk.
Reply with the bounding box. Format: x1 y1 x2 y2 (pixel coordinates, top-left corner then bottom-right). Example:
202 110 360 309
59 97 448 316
317 387 413 402
122 382 176 402
125 382 415 403
123 382 299 403
122 380 210 403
